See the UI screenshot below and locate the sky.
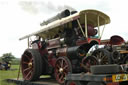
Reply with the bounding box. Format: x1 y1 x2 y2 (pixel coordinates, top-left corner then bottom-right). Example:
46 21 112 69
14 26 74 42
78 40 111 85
0 0 128 58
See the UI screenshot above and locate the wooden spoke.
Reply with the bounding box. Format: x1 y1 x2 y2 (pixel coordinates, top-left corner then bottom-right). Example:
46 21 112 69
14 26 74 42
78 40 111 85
23 61 29 64
63 65 68 70
56 64 61 69
55 57 72 84
23 67 31 72
61 60 64 68
24 70 32 80
24 54 31 61
59 74 64 81
56 72 61 79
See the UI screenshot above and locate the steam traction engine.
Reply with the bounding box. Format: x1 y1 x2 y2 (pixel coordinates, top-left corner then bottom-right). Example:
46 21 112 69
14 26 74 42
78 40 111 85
98 36 128 65
19 9 111 84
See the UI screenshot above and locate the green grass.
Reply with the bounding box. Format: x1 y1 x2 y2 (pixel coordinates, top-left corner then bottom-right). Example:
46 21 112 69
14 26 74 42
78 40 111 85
0 65 22 85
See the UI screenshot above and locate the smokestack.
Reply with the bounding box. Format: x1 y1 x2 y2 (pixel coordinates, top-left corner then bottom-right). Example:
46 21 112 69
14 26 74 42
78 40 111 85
40 9 70 26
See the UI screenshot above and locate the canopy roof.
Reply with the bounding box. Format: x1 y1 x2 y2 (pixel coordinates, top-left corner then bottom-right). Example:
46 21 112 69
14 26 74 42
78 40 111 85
19 9 110 40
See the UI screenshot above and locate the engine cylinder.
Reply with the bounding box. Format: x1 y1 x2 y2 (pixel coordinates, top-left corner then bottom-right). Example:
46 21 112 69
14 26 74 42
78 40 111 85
56 46 85 59
67 46 80 59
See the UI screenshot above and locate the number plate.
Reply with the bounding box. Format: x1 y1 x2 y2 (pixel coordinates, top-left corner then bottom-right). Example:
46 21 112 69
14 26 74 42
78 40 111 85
112 74 128 82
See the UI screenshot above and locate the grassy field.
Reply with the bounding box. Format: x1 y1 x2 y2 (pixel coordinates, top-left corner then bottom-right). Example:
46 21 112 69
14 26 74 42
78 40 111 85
0 65 22 85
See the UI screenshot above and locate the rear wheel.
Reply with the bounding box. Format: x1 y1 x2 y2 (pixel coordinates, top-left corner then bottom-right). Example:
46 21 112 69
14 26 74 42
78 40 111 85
55 56 72 84
92 48 111 65
21 49 43 81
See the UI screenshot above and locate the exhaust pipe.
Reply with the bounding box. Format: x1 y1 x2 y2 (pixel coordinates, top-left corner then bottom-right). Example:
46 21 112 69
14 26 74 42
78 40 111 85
40 9 70 26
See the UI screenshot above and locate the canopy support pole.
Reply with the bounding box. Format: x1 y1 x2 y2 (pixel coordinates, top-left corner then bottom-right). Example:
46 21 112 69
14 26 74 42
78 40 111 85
97 15 100 38
100 20 106 39
77 19 86 37
85 13 88 38
28 37 29 48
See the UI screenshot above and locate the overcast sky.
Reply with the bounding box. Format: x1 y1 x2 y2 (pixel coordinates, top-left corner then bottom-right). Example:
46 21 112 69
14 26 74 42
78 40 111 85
0 0 128 58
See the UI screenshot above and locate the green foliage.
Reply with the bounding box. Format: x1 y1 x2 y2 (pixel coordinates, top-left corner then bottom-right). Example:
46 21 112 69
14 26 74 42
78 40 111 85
0 58 2 62
11 58 21 65
1 53 15 62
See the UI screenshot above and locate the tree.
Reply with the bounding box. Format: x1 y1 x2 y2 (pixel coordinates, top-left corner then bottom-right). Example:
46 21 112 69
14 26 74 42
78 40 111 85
1 53 15 62
0 57 2 62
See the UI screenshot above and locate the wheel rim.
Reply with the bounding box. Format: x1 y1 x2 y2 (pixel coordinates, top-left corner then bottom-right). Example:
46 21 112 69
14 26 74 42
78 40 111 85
82 56 98 72
21 50 34 80
93 50 108 64
55 57 72 84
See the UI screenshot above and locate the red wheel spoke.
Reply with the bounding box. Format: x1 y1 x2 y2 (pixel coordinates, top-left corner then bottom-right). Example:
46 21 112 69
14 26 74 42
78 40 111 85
56 64 61 69
64 68 69 72
61 60 64 68
63 65 68 70
28 72 32 80
58 60 62 66
24 70 32 79
23 67 31 72
88 59 91 64
24 54 30 61
63 72 67 76
59 74 64 81
30 58 34 62
86 62 90 67
56 73 61 79
23 61 29 64
55 67 59 73
55 69 59 73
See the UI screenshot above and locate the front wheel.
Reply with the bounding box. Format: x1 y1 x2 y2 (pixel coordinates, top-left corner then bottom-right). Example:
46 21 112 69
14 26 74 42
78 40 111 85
54 56 72 84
